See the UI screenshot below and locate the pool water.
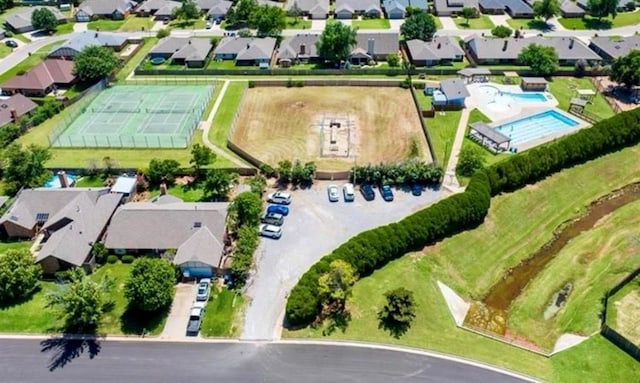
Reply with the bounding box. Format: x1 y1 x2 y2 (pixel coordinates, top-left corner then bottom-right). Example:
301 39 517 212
501 91 548 102
478 85 549 106
494 110 579 146
44 174 76 188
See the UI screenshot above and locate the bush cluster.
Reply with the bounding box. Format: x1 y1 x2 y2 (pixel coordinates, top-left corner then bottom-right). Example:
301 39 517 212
230 224 260 288
107 255 118 264
121 255 135 264
0 100 64 147
351 161 443 186
285 107 640 327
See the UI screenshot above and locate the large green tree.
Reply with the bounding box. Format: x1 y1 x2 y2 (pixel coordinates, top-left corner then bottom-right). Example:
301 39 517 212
202 169 238 201
0 249 42 304
587 0 618 20
250 5 286 37
124 258 175 312
2 144 51 195
45 268 114 332
73 45 119 82
318 260 357 311
533 0 561 22
31 7 58 32
230 191 262 228
609 50 640 89
190 144 215 178
400 12 437 41
173 0 200 21
316 21 357 64
147 158 181 187
377 287 416 338
461 7 476 25
517 43 558 76
226 0 257 26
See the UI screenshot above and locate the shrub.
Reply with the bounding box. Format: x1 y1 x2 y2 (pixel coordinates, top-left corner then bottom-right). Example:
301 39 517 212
156 28 169 38
121 255 135 264
107 255 118 264
351 161 443 186
491 25 512 38
0 249 42 304
230 225 260 288
124 258 176 312
386 54 400 67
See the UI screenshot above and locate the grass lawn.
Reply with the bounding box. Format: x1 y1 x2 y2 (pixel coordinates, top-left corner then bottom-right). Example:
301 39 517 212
286 16 311 29
0 240 31 253
119 16 154 32
150 184 204 202
352 18 391 29
453 15 494 29
170 18 206 29
207 59 242 69
75 175 108 187
200 287 245 337
547 77 614 120
508 200 640 349
0 41 62 84
425 110 460 166
0 43 12 59
606 275 640 345
506 18 550 31
0 280 59 333
87 19 126 31
558 10 640 29
13 34 31 43
54 22 74 35
209 81 248 155
116 37 158 82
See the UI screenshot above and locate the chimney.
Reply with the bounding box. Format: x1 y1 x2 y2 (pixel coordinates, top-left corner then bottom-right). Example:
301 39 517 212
299 43 306 55
569 39 574 49
10 109 18 122
437 43 441 49
58 171 69 188
502 40 508 51
367 38 375 56
159 182 167 195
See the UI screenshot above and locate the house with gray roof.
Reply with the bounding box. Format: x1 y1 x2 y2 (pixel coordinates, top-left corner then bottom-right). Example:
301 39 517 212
137 0 182 19
149 37 213 67
435 78 469 108
48 31 130 59
202 0 233 20
334 0 382 19
286 0 330 19
277 34 321 65
589 35 640 62
404 36 464 67
4 6 66 33
560 0 586 17
349 32 399 64
479 0 505 14
0 185 121 274
104 197 229 277
503 0 533 17
433 0 478 16
75 0 137 22
213 37 276 66
465 35 602 66
382 0 428 19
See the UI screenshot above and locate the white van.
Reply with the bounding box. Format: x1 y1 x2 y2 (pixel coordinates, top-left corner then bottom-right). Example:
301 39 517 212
343 183 355 202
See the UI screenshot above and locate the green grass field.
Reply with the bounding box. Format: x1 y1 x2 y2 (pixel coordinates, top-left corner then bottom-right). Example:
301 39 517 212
0 240 31 253
453 15 494 29
0 41 63 84
87 19 126 31
547 77 614 120
54 22 74 35
209 82 249 160
558 10 640 29
352 18 391 29
200 288 244 337
286 16 311 29
119 16 154 32
425 110 460 166
506 18 549 31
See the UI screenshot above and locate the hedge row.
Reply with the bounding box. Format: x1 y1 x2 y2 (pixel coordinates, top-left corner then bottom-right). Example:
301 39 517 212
230 224 260 289
285 107 640 327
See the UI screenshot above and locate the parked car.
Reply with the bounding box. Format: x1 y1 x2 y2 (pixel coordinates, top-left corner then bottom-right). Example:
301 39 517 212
261 211 284 226
411 184 423 196
205 22 212 29
343 183 355 202
267 204 289 216
163 18 170 25
259 223 282 239
360 184 375 201
186 302 205 336
196 278 211 302
379 184 394 201
327 184 339 202
267 191 292 205
4 40 17 48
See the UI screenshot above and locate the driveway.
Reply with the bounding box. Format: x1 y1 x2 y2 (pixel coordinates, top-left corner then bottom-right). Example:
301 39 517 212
160 283 195 339
241 182 448 340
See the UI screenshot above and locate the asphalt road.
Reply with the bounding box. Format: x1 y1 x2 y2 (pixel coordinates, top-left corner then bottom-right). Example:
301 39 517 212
0 339 534 383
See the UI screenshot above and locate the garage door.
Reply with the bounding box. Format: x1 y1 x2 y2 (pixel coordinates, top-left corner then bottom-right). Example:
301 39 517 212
181 266 213 278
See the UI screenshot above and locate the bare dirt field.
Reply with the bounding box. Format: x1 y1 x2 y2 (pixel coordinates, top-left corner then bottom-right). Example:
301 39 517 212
231 87 429 170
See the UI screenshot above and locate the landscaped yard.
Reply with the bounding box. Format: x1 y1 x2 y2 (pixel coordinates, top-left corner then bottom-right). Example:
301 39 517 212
170 18 206 29
285 143 640 381
453 15 494 29
0 43 12 59
558 10 640 29
54 22 74 35
87 19 126 31
0 240 32 253
200 287 244 337
286 16 311 29
547 77 614 120
506 18 550 31
0 41 63 84
207 59 242 69
352 18 391 29
119 16 154 32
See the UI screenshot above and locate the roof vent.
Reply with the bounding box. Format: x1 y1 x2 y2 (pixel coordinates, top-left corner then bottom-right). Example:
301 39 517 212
0 104 7 109
194 221 202 228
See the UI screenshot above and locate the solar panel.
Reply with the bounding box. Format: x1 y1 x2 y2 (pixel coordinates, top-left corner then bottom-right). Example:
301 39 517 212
35 213 49 223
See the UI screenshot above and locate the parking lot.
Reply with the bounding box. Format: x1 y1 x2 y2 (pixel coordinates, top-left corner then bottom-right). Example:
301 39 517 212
241 182 448 340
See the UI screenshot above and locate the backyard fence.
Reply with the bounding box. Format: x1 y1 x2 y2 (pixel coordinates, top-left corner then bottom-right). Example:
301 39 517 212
409 85 438 166
125 76 215 86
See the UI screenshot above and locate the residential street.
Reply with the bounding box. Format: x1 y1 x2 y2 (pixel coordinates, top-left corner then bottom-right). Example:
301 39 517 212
0 339 535 383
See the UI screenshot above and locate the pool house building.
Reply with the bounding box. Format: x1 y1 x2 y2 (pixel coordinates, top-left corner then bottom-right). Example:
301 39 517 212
521 77 548 92
469 121 511 152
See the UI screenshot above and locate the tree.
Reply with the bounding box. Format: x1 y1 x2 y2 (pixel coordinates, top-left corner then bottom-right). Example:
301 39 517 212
456 146 486 177
227 0 257 26
202 169 237 201
102 156 119 177
609 50 640 89
173 0 200 21
124 258 175 312
277 160 293 184
377 287 416 338
317 260 357 311
491 25 512 38
517 43 558 76
400 12 437 42
461 7 476 25
147 158 181 187
2 144 51 195
533 0 561 22
45 268 113 332
230 191 262 227
73 45 119 83
291 161 316 186
156 28 170 38
316 21 357 64
0 0 14 11
0 249 42 304
386 53 400 67
190 143 215 177
31 7 58 32
250 5 286 37
248 174 266 195
91 242 109 264
288 1 302 22
587 0 618 20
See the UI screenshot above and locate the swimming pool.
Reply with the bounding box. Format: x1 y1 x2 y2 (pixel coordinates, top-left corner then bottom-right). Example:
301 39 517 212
477 85 549 105
494 110 580 147
502 91 548 102
44 173 76 188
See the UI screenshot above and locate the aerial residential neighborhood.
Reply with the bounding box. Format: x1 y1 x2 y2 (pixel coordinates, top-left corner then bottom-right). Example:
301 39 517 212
0 0 639 381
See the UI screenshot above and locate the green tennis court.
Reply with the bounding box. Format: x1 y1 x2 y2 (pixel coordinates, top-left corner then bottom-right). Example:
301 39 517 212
50 84 214 148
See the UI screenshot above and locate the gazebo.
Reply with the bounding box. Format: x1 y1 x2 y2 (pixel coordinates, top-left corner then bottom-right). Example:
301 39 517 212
575 89 596 103
569 97 588 114
457 68 491 84
468 122 511 152
521 77 548 92
503 71 519 84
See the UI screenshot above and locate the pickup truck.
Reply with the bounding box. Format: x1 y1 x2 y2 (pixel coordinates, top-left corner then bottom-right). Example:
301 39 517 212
186 302 205 336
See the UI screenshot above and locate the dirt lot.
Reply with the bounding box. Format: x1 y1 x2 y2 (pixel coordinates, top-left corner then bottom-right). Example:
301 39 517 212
231 87 430 170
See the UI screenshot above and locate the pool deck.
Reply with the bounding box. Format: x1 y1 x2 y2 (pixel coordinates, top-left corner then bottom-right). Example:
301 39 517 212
467 82 557 122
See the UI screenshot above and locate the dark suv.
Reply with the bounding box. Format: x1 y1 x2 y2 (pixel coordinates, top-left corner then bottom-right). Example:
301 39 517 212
360 184 375 201
379 184 394 202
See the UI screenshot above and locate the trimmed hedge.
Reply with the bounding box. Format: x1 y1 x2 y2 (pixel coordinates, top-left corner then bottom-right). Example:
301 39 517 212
121 255 135 264
285 107 640 327
106 255 118 264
